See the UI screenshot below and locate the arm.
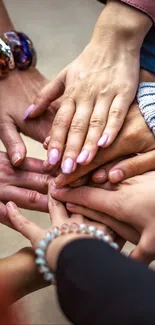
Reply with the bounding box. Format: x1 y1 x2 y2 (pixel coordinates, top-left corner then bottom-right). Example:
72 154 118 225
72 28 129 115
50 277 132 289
0 248 48 306
56 239 155 325
98 0 155 23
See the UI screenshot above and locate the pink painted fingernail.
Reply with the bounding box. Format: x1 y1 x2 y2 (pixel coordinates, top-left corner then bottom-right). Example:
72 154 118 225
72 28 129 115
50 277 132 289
76 150 89 164
62 158 74 174
98 134 108 147
23 104 36 120
109 169 124 183
48 148 59 165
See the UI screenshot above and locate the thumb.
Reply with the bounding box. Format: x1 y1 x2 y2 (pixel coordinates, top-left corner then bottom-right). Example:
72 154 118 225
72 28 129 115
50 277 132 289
109 151 155 183
129 228 155 265
24 68 67 119
0 120 26 166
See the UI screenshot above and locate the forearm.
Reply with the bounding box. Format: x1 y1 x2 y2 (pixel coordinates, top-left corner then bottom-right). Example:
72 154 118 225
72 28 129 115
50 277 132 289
0 248 48 305
92 0 152 50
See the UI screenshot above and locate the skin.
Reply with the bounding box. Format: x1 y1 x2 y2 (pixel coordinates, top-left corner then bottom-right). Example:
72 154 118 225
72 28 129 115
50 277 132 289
25 1 151 174
0 152 51 227
53 69 155 187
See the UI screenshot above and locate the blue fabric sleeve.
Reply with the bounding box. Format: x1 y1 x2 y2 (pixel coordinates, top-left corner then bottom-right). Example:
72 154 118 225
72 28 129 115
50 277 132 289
140 27 155 73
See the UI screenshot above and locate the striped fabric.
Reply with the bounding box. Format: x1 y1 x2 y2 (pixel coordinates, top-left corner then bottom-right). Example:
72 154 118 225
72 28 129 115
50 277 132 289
137 82 155 135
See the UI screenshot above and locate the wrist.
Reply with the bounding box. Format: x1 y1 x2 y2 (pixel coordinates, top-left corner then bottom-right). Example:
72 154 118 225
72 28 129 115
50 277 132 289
46 233 89 271
91 0 152 51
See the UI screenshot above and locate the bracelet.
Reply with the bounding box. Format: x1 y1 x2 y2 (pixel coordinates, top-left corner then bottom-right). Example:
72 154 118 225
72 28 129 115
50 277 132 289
0 30 36 76
35 223 119 284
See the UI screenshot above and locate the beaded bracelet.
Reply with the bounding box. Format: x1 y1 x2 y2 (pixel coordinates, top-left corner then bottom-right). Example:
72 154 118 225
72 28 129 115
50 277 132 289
0 30 36 76
35 223 119 284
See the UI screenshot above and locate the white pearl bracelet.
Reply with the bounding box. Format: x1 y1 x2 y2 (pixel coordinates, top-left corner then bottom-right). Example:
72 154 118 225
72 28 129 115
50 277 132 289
35 223 119 284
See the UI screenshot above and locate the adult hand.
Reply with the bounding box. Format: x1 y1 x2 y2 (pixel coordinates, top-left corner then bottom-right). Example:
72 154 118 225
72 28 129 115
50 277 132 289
25 2 151 173
6 180 117 272
53 97 155 187
0 68 59 166
50 172 155 264
0 151 50 227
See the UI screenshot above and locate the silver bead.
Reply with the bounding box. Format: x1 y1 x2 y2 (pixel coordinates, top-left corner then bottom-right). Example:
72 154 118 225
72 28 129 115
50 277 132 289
43 272 54 282
35 257 46 265
61 223 70 233
39 265 50 274
39 239 47 250
110 242 119 250
35 248 45 257
95 229 104 238
79 224 87 233
103 235 111 243
88 226 96 234
53 227 60 237
70 223 79 233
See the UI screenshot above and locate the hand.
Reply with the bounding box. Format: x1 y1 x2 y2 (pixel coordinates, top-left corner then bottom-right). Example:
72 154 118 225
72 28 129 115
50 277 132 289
6 180 117 272
0 247 48 306
0 68 59 166
0 151 50 227
24 2 151 174
54 97 155 187
50 172 155 264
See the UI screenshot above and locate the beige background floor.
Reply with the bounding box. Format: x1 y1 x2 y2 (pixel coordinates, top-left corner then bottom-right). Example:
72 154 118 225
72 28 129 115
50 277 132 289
0 1 106 324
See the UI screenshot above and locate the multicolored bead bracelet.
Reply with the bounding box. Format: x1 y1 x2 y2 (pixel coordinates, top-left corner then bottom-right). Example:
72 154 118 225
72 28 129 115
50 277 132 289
35 223 119 284
0 30 36 76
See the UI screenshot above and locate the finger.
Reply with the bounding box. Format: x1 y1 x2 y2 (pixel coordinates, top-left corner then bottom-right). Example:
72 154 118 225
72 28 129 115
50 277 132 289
69 175 89 188
92 158 127 184
109 151 155 183
62 100 94 172
129 228 155 264
0 202 13 228
50 182 123 220
13 170 50 194
0 120 27 166
66 203 139 244
1 186 48 212
6 202 41 242
19 157 45 173
24 68 67 119
47 95 76 168
98 95 130 147
77 96 113 164
48 179 68 225
43 136 50 150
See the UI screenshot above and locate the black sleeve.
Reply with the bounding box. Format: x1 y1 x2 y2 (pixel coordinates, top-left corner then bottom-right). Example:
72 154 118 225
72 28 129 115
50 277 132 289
56 239 155 325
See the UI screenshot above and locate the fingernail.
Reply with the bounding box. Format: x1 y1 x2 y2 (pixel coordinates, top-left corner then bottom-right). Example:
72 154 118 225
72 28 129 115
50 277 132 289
62 158 74 174
23 104 36 120
76 150 89 164
6 201 17 210
109 169 124 183
98 134 108 147
48 149 59 165
93 169 106 179
12 152 23 166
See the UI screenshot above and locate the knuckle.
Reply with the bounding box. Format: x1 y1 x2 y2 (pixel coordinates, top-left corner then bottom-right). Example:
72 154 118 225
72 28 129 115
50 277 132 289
28 190 41 204
52 116 68 129
70 120 86 133
63 87 75 102
78 82 94 100
109 109 123 121
89 117 104 128
78 186 89 203
6 139 20 150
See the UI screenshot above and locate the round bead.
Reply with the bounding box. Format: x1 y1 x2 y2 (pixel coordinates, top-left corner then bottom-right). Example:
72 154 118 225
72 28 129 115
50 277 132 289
39 239 47 250
79 224 87 233
61 223 70 234
39 265 50 274
43 272 54 282
95 229 104 238
88 226 96 234
35 248 45 257
70 223 79 233
35 257 46 265
110 242 119 250
45 232 53 242
103 235 111 243
53 227 60 237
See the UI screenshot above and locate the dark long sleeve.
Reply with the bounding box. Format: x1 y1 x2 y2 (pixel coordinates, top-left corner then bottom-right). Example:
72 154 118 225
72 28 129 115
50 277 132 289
56 239 155 325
